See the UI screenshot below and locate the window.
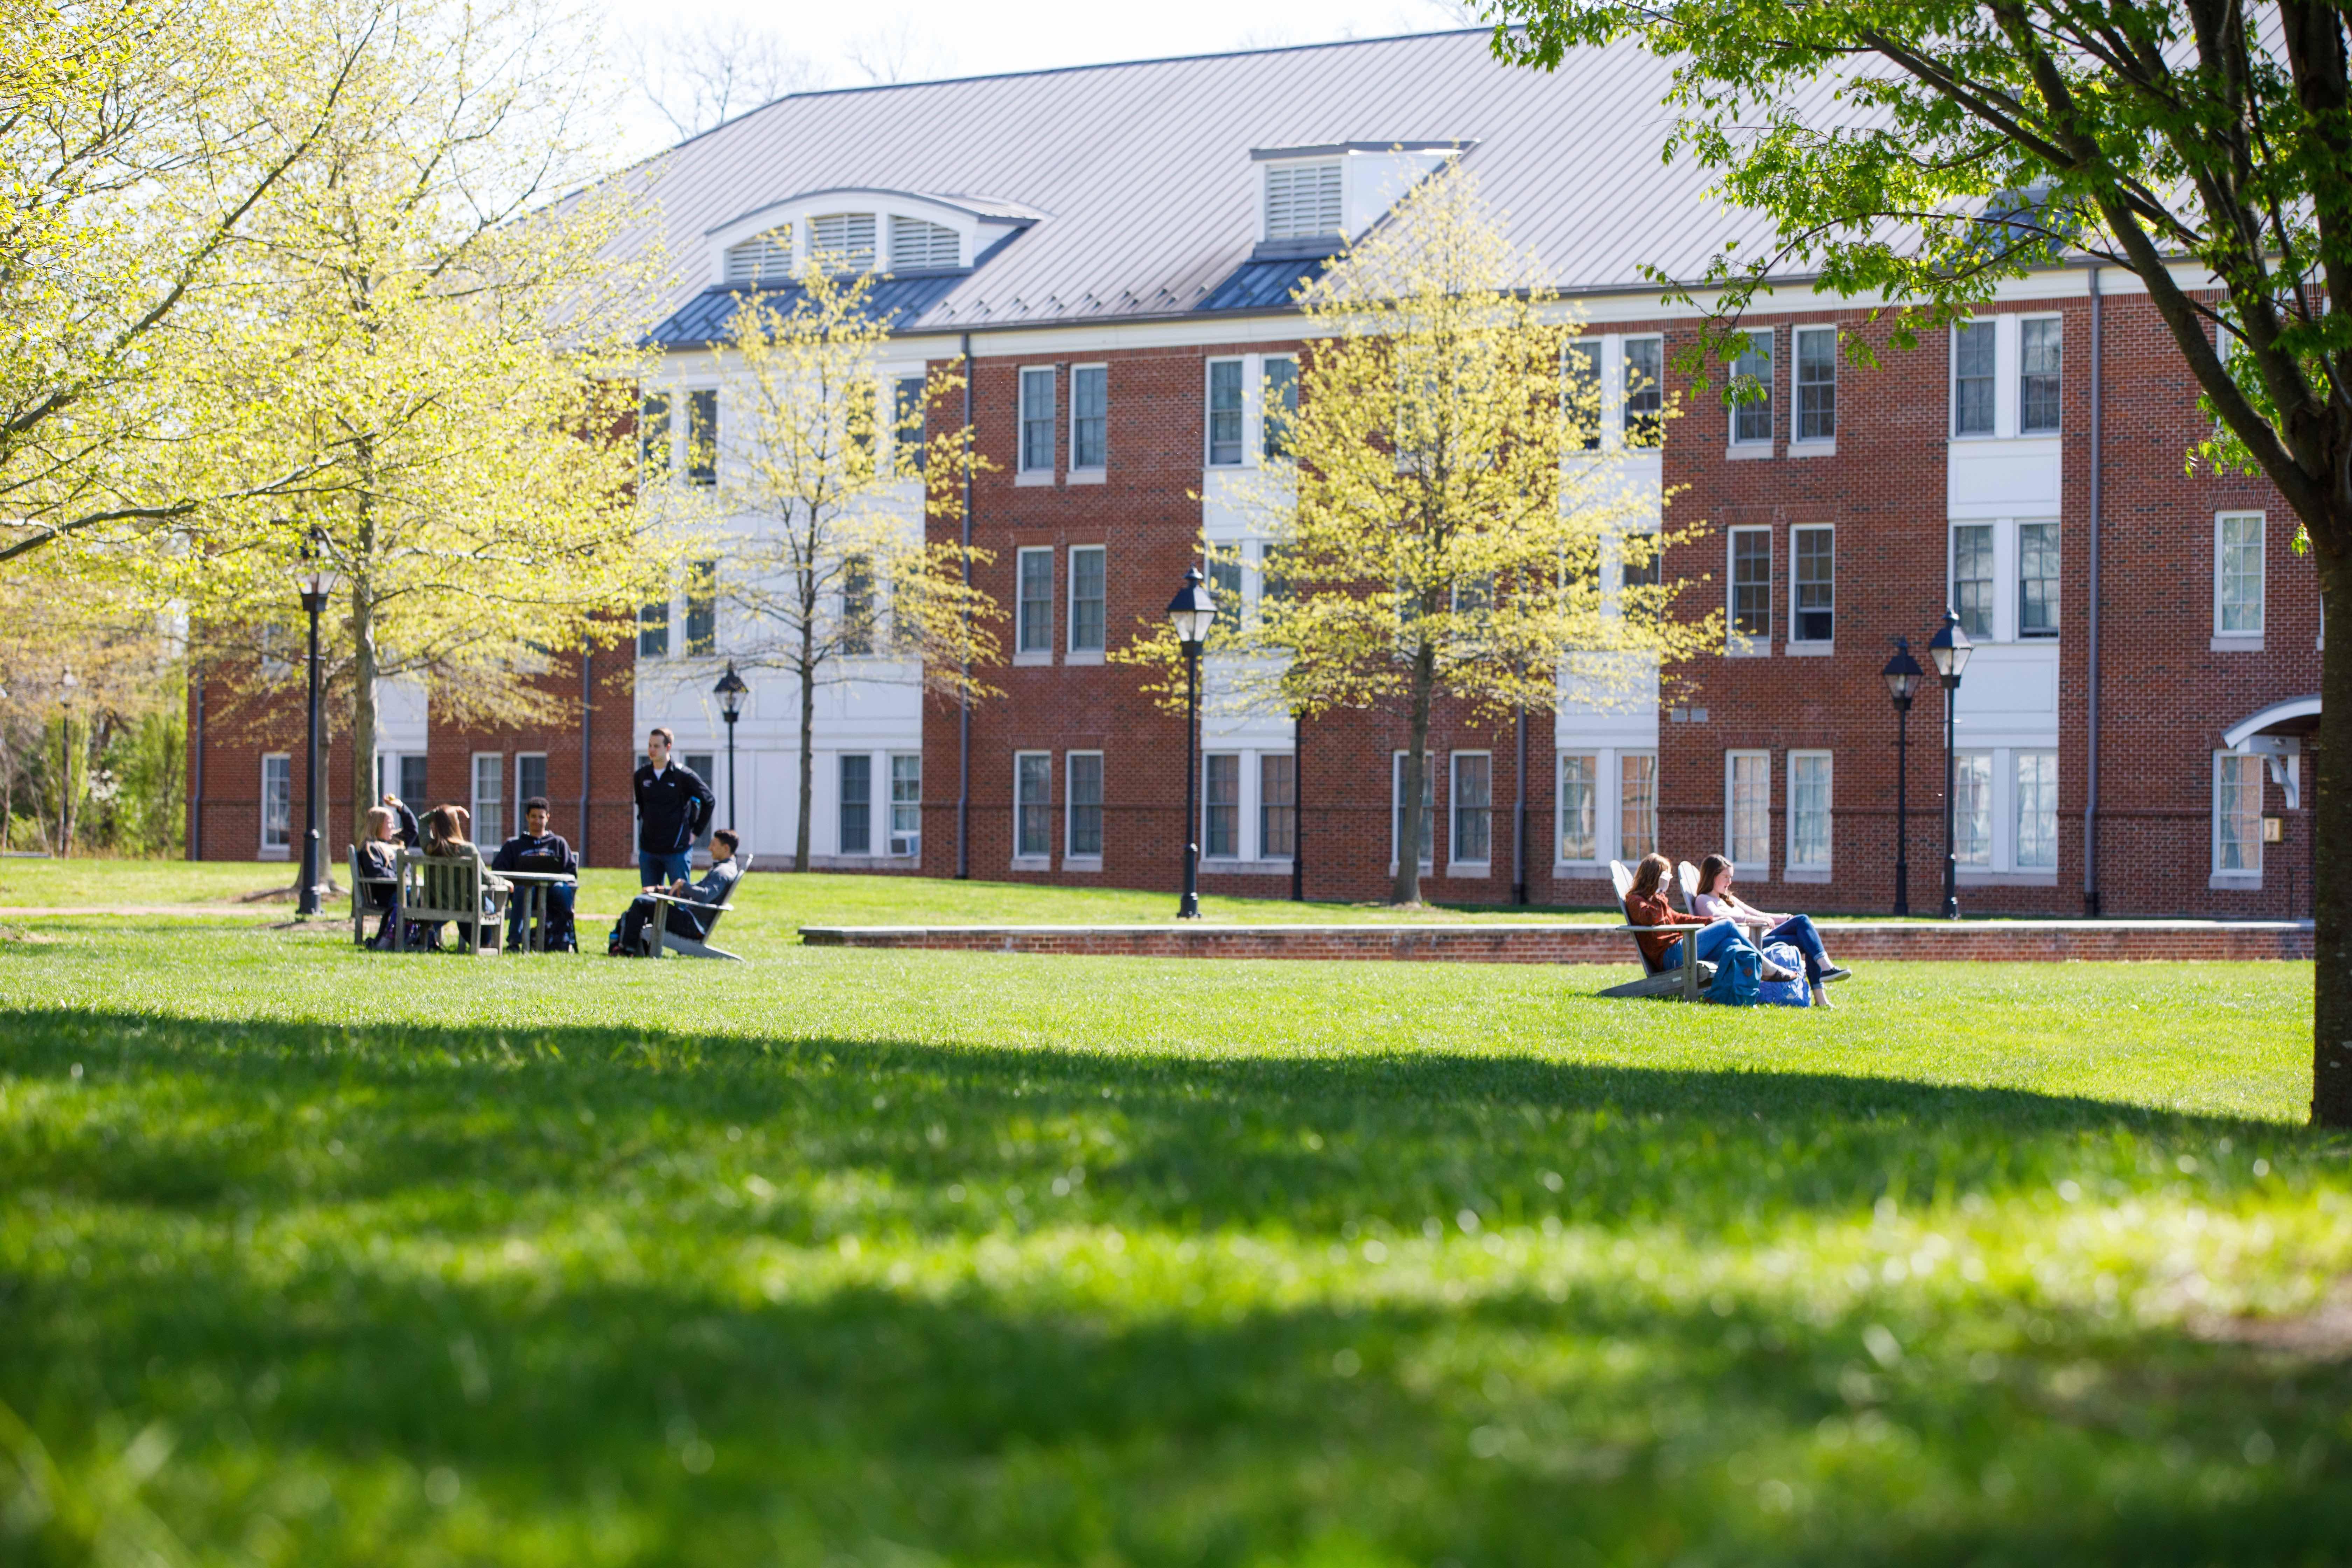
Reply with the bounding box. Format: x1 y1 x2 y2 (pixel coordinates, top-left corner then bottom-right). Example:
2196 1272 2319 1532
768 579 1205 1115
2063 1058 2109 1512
1064 751 1103 859
2015 751 2058 868
638 597 670 659
1955 752 1994 865
839 754 872 855
723 227 793 285
685 559 718 655
1070 365 1107 471
472 753 505 847
1204 754 1240 858
1565 338 1602 450
516 754 547 811
1792 525 1833 643
1619 752 1657 861
1623 336 1663 447
1452 753 1492 864
1953 525 1995 639
1208 554 1242 631
1794 326 1836 442
894 377 927 475
1557 753 1597 861
889 214 958 272
2019 523 2060 636
1731 329 1773 444
1264 161 1343 240
1727 751 1770 867
687 389 718 486
1069 546 1106 653
809 211 877 270
841 555 874 656
639 392 672 479
1262 356 1298 459
2215 752 2263 874
2218 513 2264 633
1014 753 1051 860
261 754 291 853
889 754 922 855
1019 368 1055 474
1393 753 1435 868
1954 322 1995 435
1620 531 1662 593
397 754 428 807
1260 754 1296 858
1730 528 1771 641
1206 359 1244 465
1789 752 1831 870
1017 548 1054 654
684 754 714 848
2019 317 2061 433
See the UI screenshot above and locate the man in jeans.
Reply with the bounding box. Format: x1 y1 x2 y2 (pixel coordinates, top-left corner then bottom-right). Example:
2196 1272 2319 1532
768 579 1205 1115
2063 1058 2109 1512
632 727 715 889
491 795 579 950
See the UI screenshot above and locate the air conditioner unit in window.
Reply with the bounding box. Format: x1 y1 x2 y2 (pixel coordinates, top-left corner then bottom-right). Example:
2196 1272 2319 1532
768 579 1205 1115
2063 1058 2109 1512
889 832 919 858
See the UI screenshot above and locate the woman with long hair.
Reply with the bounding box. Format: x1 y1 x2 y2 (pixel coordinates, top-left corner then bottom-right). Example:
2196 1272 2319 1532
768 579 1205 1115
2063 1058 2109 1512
1621 852 1799 988
1689 854 1849 1007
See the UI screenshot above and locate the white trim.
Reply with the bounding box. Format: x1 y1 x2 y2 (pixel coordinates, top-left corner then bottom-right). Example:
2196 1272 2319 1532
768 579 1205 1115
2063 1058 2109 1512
1064 749 1105 867
2222 695 2322 751
1786 750 1832 872
1011 749 1053 868
1724 749 1771 874
1726 526 1772 656
1066 544 1107 657
1068 362 1108 475
1204 356 1247 467
1015 545 1056 663
1788 523 1834 649
2214 510 2266 638
1016 364 1057 477
260 751 292 858
1448 750 1493 874
1790 322 1838 447
2212 749 2264 885
470 751 506 847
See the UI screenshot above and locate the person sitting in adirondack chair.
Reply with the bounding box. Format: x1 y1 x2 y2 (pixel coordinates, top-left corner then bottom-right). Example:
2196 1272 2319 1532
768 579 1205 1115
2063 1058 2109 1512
1621 853 1800 997
357 805 405 948
610 828 741 956
417 804 509 951
1689 854 1851 1008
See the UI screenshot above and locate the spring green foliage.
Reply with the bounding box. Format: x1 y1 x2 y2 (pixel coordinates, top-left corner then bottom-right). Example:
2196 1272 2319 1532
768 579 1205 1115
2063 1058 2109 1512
0 906 2345 1563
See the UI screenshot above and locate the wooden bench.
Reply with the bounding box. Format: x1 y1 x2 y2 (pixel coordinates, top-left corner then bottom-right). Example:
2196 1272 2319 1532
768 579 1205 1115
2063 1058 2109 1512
642 852 752 961
391 849 511 955
348 845 397 946
1596 858 1716 1000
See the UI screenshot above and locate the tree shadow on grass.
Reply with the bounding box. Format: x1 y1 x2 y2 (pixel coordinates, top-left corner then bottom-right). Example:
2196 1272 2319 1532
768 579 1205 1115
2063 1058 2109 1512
3 1010 2349 1566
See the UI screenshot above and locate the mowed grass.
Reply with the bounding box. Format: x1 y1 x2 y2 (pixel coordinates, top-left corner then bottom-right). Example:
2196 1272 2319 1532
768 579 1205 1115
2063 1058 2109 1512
1 910 2347 1566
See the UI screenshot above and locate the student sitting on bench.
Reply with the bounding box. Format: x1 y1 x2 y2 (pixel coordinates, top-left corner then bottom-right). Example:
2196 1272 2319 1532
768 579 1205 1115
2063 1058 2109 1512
610 829 741 956
357 805 405 948
491 795 579 950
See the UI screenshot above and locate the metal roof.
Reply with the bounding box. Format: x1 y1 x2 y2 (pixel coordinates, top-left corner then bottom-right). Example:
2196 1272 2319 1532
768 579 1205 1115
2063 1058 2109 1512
607 29 1793 338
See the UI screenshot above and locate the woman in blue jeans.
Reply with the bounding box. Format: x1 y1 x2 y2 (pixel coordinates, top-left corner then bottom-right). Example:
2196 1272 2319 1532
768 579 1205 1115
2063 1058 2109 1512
1690 854 1852 1007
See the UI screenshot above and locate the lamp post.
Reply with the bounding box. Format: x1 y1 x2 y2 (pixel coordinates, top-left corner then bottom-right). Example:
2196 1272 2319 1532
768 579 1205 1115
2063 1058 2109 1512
1165 567 1217 918
1881 636 1923 917
1926 608 1974 920
713 662 748 833
291 527 341 918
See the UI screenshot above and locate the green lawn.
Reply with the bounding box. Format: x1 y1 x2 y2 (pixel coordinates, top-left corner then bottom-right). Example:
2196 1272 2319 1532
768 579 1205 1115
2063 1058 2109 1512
2 912 2346 1565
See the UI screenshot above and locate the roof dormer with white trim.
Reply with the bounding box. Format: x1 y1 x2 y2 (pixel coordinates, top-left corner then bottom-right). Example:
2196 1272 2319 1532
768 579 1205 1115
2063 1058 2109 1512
1250 142 1468 258
704 189 1042 287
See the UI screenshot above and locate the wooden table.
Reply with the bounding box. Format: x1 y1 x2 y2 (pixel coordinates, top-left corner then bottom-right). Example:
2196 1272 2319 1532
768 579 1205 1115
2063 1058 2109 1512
499 870 577 953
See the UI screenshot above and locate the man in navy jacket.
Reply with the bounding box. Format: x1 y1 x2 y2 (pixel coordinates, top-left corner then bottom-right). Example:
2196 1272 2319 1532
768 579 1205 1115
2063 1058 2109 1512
491 795 579 950
632 727 715 888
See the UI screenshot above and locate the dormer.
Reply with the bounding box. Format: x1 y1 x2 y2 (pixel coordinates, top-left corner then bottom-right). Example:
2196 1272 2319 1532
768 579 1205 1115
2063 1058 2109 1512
1250 142 1469 259
705 190 1042 286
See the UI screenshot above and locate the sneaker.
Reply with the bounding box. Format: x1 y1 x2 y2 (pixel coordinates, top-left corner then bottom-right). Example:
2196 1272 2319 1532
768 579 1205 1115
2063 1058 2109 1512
1818 965 1853 983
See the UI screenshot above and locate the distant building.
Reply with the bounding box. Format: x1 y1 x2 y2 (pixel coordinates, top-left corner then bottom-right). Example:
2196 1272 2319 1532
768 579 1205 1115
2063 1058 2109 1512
190 29 2317 917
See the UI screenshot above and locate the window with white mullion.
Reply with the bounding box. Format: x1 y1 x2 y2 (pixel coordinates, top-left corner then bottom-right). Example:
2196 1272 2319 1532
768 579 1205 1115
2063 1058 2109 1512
1794 326 1836 442
1788 752 1832 871
2214 751 2264 877
1791 526 1833 644
2217 512 2265 634
1726 751 1771 870
1014 752 1052 862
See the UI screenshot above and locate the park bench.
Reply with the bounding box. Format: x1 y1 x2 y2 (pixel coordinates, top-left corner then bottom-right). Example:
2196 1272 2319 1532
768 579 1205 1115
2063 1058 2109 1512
1597 858 1715 1000
640 852 752 961
348 845 397 946
391 848 511 955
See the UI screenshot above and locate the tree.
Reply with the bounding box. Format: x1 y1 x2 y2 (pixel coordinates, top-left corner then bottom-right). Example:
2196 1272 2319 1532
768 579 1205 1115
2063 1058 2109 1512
174 0 667 848
1485 0 2352 1122
638 17 830 141
703 267 1001 873
843 15 957 86
1121 172 1717 905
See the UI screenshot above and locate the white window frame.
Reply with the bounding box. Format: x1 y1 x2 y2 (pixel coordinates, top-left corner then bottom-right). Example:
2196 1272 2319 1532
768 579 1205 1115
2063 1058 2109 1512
260 752 292 857
1257 752 1297 862
1727 526 1771 656
1725 749 1771 874
2212 750 2264 887
1068 363 1108 480
1553 747 1658 872
1620 335 1664 449
2017 314 2063 434
1728 327 1774 450
888 752 922 858
1260 354 1298 462
1946 746 2063 885
2014 750 2059 870
1788 524 1833 650
1791 324 1837 450
1016 365 1056 481
1066 544 1106 662
1065 749 1104 868
1786 750 1832 877
1953 751 1995 868
2214 511 2265 648
1448 751 1493 876
1015 545 1055 665
1202 751 1243 862
1391 751 1436 872
471 752 505 848
1205 357 1246 467
838 752 874 858
1952 318 1998 438
1012 751 1052 867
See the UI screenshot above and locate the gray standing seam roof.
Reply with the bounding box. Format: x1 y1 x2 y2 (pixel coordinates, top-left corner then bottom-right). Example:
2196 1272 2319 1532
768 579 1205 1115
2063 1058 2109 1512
611 29 1793 341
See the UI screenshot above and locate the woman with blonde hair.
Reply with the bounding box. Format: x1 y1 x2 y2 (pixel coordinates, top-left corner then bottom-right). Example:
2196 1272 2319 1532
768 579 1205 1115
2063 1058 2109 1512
417 804 506 950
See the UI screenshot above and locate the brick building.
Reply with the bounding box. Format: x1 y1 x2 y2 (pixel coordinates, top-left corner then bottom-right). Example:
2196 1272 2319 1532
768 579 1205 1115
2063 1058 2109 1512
190 30 2319 918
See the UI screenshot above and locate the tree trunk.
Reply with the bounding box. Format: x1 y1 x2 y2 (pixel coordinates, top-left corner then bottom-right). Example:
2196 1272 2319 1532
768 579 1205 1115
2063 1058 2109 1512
1390 640 1437 905
56 714 74 856
2314 552 2352 1127
794 657 814 873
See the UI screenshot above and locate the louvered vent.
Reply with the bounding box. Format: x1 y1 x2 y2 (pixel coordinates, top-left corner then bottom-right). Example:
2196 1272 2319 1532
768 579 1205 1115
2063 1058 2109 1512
1264 161 1344 240
723 228 794 285
808 211 878 270
889 215 960 272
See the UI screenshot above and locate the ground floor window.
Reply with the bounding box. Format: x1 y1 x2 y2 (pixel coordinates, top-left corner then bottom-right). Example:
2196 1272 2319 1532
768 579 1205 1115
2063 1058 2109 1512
1726 750 1771 870
1204 754 1240 858
889 754 921 855
1559 754 1598 862
1954 752 1993 866
1259 754 1296 858
1392 752 1436 869
1619 753 1657 862
1452 753 1492 866
1068 751 1104 859
684 753 715 848
1556 747 1657 868
839 754 872 855
1788 751 1831 870
2015 752 2058 868
2215 751 2264 875
261 753 291 855
1014 752 1051 861
472 753 505 847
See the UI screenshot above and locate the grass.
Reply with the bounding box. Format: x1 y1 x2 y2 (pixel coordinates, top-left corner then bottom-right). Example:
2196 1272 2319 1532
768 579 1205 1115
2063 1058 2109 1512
1 898 2347 1565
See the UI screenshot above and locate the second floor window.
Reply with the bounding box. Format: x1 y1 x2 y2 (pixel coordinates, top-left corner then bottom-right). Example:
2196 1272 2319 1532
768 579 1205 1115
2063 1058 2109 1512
2019 523 2060 636
2218 512 2264 632
1207 360 1243 465
638 598 669 658
1019 368 1055 473
1071 365 1107 469
1263 356 1298 459
840 555 875 656
639 392 672 479
1795 326 1835 441
1624 336 1663 446
685 560 718 654
1731 329 1773 444
1792 525 1833 643
2020 317 2061 432
687 389 718 486
1954 322 1995 435
1952 525 1994 638
1069 546 1106 652
1731 528 1771 639
1566 338 1602 450
1018 548 1053 653
895 377 927 475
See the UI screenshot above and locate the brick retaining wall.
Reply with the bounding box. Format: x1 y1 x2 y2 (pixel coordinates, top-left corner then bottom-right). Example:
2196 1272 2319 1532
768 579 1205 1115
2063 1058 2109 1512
799 920 2312 964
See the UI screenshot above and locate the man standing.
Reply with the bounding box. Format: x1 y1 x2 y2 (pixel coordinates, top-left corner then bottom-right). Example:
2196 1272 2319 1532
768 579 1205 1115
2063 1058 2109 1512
632 726 715 889
491 795 580 950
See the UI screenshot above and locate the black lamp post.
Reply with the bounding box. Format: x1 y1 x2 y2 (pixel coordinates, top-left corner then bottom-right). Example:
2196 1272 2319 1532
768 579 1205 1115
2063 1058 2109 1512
1881 636 1923 917
1926 608 1974 920
292 527 341 918
713 662 748 832
1166 567 1217 918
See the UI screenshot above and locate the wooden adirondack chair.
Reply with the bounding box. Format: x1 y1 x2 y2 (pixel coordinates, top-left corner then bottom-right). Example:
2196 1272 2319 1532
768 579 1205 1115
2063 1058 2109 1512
1679 861 1703 909
349 845 398 946
642 852 751 961
392 848 510 955
1598 859 1715 1000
